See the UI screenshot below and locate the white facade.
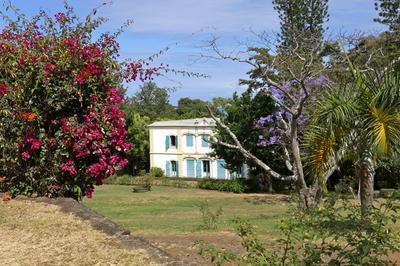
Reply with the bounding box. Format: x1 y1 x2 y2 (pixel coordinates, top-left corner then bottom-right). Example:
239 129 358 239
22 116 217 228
149 118 245 179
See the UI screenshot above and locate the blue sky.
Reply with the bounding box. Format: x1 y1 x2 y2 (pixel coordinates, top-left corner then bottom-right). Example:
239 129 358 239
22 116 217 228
5 0 386 104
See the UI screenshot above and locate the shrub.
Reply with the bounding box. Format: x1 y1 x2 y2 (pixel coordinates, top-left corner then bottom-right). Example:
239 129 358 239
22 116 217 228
198 178 245 193
196 190 400 265
116 175 137 185
380 188 395 198
138 169 147 176
392 190 400 199
198 200 224 230
150 167 164 177
0 4 160 199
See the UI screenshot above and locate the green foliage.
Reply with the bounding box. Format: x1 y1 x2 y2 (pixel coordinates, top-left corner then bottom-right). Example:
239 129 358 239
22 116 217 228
375 0 400 31
198 200 224 230
305 64 400 185
376 158 400 189
103 175 137 185
211 90 290 192
124 111 151 174
104 174 198 189
149 167 164 177
380 188 396 198
196 190 400 265
126 82 176 121
176 97 209 119
392 189 400 199
273 0 329 51
198 178 245 193
196 217 278 265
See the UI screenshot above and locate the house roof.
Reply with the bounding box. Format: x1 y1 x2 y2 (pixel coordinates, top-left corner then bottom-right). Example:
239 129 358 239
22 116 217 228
148 117 216 128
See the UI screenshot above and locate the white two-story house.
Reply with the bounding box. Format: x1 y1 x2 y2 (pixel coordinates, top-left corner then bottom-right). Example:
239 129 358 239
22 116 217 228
149 118 246 179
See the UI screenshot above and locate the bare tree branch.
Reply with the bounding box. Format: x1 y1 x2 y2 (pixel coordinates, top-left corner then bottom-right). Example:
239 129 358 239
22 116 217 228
207 106 297 182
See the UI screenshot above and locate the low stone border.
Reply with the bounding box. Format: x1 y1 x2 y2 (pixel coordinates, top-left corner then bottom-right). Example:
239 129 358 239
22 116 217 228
10 196 195 266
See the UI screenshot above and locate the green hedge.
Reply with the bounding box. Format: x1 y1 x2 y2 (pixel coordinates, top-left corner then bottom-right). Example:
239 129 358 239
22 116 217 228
150 167 164 177
104 174 198 188
379 188 400 199
198 178 246 193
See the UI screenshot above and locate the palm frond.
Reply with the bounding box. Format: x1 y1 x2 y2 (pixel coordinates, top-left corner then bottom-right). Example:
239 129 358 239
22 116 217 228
303 125 336 181
313 90 357 131
374 69 400 107
365 105 400 156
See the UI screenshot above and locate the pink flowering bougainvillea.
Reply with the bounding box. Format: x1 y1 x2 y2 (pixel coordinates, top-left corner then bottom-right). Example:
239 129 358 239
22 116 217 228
0 4 160 199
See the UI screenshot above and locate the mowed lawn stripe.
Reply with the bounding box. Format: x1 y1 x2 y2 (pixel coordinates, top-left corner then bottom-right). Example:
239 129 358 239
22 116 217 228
83 185 288 236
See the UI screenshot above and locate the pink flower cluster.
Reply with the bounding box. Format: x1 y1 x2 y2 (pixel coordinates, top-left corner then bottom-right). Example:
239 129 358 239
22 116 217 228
21 136 42 161
125 62 160 82
0 9 160 199
0 83 7 99
60 160 77 175
49 87 133 184
107 87 124 103
75 62 103 84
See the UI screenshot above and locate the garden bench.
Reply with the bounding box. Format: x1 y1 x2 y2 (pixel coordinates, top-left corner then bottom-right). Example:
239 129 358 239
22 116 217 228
132 184 151 193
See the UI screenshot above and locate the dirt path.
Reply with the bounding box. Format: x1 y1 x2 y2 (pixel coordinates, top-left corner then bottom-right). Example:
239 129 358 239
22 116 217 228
142 232 244 265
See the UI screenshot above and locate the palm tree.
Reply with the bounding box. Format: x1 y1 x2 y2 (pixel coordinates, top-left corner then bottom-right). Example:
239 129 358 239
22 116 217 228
304 63 400 217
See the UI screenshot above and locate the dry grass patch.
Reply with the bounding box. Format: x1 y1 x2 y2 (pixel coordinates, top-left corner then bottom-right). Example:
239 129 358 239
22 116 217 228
0 199 157 266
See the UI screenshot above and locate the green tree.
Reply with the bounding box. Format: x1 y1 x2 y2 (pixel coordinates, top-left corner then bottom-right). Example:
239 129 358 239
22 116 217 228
211 90 290 192
273 0 329 51
305 64 400 216
127 82 176 121
209 97 232 118
375 0 400 31
125 111 151 174
176 97 209 119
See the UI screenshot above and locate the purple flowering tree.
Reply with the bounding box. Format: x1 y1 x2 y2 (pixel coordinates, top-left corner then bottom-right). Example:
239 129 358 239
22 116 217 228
206 35 335 207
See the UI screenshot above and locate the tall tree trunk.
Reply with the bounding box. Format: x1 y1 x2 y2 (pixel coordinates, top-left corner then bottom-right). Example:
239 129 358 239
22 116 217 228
290 122 321 208
290 123 307 190
299 185 322 209
356 159 375 217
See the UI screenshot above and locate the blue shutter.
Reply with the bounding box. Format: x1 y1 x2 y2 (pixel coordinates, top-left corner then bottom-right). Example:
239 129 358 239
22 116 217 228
186 160 195 177
176 160 179 177
175 135 178 149
196 160 202 178
165 161 171 177
186 135 193 147
201 135 209 147
165 136 170 151
217 160 226 179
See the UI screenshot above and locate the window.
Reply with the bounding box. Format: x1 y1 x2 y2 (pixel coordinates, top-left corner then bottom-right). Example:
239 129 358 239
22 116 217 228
186 135 194 147
202 160 210 177
165 135 178 150
170 135 177 147
171 161 177 172
201 135 209 148
171 161 178 177
186 159 195 177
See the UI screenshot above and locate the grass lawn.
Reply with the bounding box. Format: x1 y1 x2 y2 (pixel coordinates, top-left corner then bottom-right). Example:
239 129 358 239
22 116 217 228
83 185 289 264
0 199 155 265
83 185 289 236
